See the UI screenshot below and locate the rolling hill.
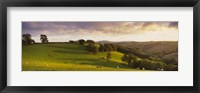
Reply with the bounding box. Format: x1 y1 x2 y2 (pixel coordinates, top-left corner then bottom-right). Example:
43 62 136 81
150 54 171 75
112 41 178 54
22 43 140 71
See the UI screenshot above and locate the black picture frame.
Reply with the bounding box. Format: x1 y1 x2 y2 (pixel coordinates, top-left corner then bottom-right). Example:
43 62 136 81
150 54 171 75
0 0 199 93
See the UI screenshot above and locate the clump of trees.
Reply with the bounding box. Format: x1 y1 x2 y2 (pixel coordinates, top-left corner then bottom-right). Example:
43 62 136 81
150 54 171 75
22 33 35 45
77 39 98 54
78 39 86 45
40 34 49 43
121 53 178 71
78 39 95 45
99 44 117 52
86 44 98 54
86 40 95 45
121 53 139 64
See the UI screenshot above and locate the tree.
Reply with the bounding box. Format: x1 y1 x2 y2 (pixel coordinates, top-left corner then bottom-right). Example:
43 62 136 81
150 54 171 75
69 40 75 43
99 44 105 52
128 53 138 64
112 45 117 51
106 52 111 61
121 53 138 65
121 54 128 62
104 44 113 51
109 44 117 51
92 46 99 54
22 33 35 45
86 44 98 54
78 39 85 45
86 40 95 45
40 34 49 43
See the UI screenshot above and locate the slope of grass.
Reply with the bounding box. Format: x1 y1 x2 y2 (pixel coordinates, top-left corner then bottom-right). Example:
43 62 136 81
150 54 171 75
22 43 141 71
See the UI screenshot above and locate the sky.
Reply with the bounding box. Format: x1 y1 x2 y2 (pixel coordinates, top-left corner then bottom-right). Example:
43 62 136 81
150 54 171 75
22 22 178 42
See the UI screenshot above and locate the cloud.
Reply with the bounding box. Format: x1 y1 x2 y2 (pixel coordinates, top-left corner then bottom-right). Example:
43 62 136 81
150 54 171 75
168 22 178 28
22 22 178 42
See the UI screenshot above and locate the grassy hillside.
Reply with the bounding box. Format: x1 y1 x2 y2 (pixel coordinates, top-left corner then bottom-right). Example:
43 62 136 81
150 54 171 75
22 43 140 71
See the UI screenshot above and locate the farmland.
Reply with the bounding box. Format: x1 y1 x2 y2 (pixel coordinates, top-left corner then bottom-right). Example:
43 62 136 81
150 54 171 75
22 43 139 71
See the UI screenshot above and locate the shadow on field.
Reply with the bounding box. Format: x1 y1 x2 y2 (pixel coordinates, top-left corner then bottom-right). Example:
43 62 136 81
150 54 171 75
56 58 130 69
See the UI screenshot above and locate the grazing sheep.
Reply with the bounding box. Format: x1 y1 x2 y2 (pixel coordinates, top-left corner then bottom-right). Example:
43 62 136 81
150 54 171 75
117 66 119 68
161 68 164 71
142 68 145 70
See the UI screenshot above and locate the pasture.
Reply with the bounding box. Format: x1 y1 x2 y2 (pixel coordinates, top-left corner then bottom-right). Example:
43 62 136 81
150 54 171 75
22 43 140 71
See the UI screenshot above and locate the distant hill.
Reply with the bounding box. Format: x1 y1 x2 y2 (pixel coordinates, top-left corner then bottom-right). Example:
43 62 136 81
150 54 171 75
98 40 116 44
112 41 178 54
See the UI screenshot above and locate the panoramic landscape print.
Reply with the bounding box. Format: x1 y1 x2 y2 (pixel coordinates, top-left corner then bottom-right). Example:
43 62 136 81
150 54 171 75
22 22 178 71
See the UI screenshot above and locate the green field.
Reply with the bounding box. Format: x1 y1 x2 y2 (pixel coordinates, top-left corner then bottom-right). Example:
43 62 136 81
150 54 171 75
22 43 141 71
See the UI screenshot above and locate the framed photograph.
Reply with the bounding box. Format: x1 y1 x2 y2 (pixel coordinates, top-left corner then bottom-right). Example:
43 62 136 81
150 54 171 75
0 0 199 93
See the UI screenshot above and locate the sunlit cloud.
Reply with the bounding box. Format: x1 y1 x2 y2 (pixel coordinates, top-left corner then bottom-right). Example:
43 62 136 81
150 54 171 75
22 22 178 42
